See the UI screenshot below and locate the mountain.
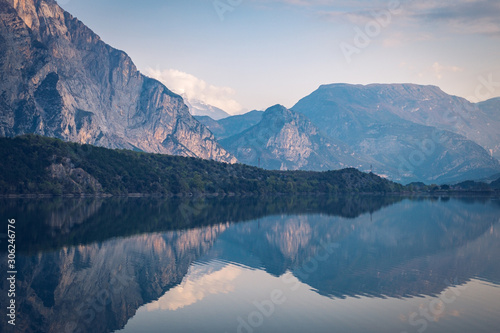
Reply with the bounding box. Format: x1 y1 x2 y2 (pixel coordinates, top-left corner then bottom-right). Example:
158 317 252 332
184 97 231 120
292 84 500 183
195 110 264 139
220 105 372 171
0 0 235 163
293 84 500 160
477 97 500 157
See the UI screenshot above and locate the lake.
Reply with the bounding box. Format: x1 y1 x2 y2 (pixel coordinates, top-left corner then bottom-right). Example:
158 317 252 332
1 195 500 333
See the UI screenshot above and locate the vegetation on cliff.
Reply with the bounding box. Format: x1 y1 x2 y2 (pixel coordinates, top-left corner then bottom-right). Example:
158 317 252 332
0 135 404 196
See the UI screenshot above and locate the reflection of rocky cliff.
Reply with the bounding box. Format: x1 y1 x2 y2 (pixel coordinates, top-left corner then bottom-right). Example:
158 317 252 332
8 225 227 333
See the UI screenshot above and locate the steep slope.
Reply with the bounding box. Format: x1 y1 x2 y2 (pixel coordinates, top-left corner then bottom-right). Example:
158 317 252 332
293 83 500 159
292 84 500 183
477 97 500 158
195 110 264 140
0 0 235 162
194 115 224 137
220 105 371 171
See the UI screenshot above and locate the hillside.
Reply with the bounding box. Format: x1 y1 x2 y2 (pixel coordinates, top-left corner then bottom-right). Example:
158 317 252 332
291 83 500 183
0 135 405 196
220 105 372 171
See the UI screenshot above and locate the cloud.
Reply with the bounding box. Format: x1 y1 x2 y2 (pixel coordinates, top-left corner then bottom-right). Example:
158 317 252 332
259 0 500 37
409 0 500 36
145 68 243 115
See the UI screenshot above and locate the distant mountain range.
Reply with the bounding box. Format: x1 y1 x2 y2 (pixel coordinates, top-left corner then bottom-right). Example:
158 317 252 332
200 84 500 184
292 84 500 183
219 105 371 171
0 0 235 163
196 110 264 140
184 96 231 120
0 1 499 184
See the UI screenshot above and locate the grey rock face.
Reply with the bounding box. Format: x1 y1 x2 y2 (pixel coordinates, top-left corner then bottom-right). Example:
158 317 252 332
220 105 370 171
0 0 236 163
292 84 500 183
47 156 104 194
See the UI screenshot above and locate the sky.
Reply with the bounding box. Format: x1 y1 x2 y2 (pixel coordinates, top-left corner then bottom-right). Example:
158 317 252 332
60 0 500 114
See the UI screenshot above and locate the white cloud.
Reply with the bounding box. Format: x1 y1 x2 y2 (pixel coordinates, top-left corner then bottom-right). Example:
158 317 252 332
145 68 243 115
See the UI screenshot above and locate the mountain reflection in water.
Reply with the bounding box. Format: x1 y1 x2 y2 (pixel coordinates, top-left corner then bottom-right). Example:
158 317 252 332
1 196 499 333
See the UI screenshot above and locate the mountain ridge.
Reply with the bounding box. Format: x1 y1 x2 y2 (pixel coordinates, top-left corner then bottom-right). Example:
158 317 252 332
220 104 374 171
291 83 500 183
0 0 236 162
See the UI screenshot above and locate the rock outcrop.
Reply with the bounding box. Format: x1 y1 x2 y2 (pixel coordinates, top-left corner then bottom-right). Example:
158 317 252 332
0 0 236 163
220 105 371 171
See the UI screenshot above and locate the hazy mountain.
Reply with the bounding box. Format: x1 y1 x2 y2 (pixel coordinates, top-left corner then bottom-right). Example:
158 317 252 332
345 84 500 160
220 105 371 171
194 115 224 137
184 97 231 120
295 84 500 159
0 0 235 163
292 84 500 183
477 97 500 157
195 110 264 139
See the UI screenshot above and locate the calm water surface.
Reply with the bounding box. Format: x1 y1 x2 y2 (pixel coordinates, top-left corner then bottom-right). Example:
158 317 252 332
1 196 499 333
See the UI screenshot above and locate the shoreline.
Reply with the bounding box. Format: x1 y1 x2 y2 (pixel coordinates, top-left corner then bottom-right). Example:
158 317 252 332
1 190 499 199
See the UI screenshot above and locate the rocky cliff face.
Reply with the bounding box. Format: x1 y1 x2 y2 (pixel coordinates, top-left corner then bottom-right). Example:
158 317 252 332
220 105 370 171
292 84 500 183
0 0 236 163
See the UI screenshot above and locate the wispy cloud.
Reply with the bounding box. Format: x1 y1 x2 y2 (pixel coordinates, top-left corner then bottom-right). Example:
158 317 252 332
255 0 500 37
409 0 500 36
145 68 243 115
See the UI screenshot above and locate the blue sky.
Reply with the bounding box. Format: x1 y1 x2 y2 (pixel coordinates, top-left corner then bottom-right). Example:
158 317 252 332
61 0 500 114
